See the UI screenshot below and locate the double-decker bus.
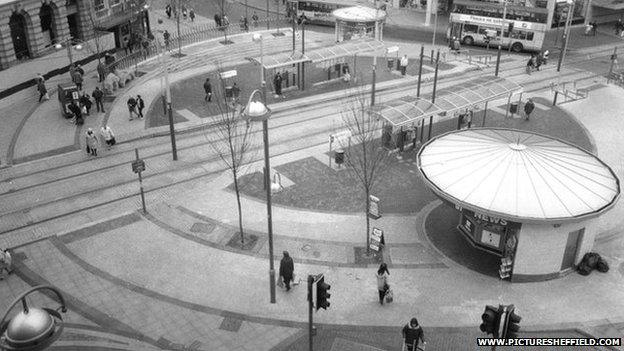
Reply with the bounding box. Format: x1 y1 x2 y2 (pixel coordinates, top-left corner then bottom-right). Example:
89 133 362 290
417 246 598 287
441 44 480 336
448 0 549 52
287 0 374 25
448 13 547 52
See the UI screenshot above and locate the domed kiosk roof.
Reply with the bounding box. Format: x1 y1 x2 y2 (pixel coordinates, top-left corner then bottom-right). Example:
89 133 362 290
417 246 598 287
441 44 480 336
417 128 620 223
333 6 386 22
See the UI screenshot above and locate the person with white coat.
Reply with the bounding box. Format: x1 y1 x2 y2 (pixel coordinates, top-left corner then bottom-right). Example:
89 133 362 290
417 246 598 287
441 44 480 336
100 126 115 150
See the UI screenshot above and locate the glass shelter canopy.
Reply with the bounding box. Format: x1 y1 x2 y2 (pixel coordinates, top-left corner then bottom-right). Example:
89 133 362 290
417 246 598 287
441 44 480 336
372 76 522 127
251 39 386 70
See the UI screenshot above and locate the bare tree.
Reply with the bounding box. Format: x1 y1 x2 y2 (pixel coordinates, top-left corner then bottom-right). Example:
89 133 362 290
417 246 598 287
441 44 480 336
204 70 258 244
338 91 392 255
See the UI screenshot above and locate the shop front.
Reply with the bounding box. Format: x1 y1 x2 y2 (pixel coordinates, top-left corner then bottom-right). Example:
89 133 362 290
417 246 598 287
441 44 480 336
417 128 620 282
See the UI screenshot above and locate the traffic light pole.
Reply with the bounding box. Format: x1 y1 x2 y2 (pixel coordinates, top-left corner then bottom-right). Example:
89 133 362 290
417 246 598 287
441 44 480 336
308 275 314 351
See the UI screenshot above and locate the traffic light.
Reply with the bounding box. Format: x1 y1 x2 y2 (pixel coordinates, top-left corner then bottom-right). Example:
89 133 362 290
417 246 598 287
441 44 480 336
480 305 503 337
502 304 522 338
315 275 331 310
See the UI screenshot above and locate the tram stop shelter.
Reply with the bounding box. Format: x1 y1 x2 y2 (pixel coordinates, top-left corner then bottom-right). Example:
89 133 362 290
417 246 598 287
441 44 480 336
251 39 386 92
417 128 620 282
332 6 387 42
370 76 523 149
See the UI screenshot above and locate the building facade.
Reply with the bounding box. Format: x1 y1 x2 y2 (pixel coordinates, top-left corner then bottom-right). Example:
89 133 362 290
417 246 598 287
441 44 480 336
0 0 148 70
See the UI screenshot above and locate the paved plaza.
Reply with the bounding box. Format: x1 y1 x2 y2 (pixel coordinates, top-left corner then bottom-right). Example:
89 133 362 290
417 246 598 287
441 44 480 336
0 1 623 350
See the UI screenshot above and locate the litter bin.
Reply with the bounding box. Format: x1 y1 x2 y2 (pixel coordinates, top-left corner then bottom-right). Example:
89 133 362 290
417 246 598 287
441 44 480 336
509 103 518 114
335 149 345 165
387 58 395 69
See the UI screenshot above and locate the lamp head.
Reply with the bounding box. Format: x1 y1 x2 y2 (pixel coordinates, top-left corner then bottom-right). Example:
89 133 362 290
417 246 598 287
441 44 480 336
242 90 271 122
0 307 64 351
74 44 83 51
54 43 62 50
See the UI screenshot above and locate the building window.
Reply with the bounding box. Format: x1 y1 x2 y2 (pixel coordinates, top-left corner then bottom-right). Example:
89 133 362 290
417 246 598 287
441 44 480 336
93 0 105 11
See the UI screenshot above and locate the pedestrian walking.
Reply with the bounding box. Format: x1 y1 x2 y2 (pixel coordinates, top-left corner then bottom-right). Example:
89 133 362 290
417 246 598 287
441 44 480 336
85 128 99 156
163 30 171 51
244 16 249 31
37 78 48 102
79 93 92 116
542 50 549 65
526 55 535 74
72 70 83 90
182 5 187 20
279 251 295 291
535 52 543 71
402 318 426 351
231 83 241 102
189 8 195 22
524 98 535 121
92 87 105 113
222 15 230 27
203 78 212 101
97 62 106 82
100 125 116 150
273 72 283 96
123 37 130 55
214 13 222 27
127 96 139 120
0 249 13 280
376 263 390 305
400 54 409 76
166 4 172 19
252 12 259 27
136 95 145 119
68 101 84 125
592 21 598 36
75 64 85 76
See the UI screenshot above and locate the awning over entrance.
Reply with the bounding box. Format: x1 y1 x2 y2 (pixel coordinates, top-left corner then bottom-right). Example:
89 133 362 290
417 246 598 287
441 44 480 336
372 76 522 127
251 39 385 70
591 0 624 10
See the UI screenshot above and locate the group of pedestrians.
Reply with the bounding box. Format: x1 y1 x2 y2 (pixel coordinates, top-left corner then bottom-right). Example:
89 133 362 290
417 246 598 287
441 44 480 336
214 13 230 28
165 4 195 22
85 125 116 157
126 95 145 120
278 252 425 350
525 50 549 74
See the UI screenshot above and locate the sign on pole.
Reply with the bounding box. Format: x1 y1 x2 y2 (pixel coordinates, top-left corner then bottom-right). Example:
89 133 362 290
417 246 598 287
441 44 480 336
368 195 381 219
369 227 384 252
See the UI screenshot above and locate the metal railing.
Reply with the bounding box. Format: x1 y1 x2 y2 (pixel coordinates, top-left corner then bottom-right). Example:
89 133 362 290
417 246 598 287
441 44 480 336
104 17 290 75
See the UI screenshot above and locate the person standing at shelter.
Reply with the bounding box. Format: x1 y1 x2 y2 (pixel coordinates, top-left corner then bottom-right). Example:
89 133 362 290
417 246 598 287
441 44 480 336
92 87 105 113
214 13 222 27
189 8 195 22
136 95 145 119
166 4 172 19
402 318 426 351
524 98 535 121
400 55 409 76
252 12 259 27
163 30 171 51
279 251 295 291
274 72 283 97
204 78 212 102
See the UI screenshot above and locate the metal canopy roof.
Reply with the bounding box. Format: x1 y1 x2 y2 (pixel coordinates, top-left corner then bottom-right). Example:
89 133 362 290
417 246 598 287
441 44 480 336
373 77 522 127
417 128 621 224
252 39 385 70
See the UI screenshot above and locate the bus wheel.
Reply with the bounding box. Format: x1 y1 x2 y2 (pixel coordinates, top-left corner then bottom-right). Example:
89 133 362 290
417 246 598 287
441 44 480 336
463 36 474 45
511 42 523 53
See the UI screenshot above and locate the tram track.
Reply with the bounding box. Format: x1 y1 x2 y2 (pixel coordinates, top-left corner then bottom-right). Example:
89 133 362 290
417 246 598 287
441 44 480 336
0 44 615 240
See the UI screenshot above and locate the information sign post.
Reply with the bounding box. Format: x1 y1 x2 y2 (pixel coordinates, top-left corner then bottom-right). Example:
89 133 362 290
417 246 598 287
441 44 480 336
131 148 147 213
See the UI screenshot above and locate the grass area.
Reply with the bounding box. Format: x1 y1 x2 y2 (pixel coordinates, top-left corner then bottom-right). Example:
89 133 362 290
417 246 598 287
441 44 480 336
147 56 455 128
231 95 594 214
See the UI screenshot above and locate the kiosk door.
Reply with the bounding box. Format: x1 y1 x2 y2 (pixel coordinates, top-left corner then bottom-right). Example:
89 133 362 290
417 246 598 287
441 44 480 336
561 228 584 270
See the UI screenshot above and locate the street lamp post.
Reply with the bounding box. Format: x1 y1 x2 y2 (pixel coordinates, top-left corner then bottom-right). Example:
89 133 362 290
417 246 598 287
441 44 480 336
241 90 276 304
156 38 178 160
0 285 67 351
495 0 508 77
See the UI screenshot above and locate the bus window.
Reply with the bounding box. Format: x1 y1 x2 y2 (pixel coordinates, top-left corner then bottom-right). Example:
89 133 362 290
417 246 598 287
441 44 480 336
464 24 478 33
503 31 509 38
526 32 534 41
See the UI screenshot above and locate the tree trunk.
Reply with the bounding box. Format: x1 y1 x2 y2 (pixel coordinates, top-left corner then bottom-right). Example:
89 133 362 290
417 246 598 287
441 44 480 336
365 187 370 255
232 168 245 244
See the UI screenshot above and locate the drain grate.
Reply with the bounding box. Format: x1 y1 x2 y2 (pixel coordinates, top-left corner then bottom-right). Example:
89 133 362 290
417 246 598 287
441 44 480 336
219 316 243 332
